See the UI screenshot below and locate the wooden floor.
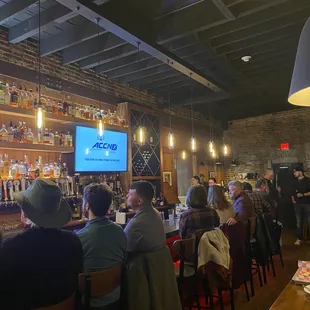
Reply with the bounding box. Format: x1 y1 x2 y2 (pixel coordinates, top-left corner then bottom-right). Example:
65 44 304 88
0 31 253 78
230 231 310 310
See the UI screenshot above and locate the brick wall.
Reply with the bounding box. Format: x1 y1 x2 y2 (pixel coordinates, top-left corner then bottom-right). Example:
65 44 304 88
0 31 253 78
224 108 310 180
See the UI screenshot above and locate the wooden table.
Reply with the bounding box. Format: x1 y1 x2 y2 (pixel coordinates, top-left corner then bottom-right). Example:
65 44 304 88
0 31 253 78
270 281 310 309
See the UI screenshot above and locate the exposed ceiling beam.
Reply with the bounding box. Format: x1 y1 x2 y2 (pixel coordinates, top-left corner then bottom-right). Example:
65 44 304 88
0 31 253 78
106 46 212 80
55 0 223 93
216 25 302 56
157 0 309 43
200 0 310 40
8 3 77 44
95 52 148 74
79 44 137 69
79 34 199 69
247 63 293 78
226 0 246 8
117 64 172 83
211 0 235 21
155 0 205 19
242 58 294 75
210 11 309 49
150 80 193 94
144 75 189 91
40 19 106 56
62 32 125 64
0 0 39 26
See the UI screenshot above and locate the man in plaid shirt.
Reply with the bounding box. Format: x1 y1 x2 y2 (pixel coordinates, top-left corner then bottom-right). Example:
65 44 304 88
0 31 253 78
242 180 272 215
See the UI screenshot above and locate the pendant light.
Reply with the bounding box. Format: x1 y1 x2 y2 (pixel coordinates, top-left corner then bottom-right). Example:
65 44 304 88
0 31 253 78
36 0 45 133
208 106 214 154
167 87 175 149
223 144 228 156
135 42 147 145
95 17 104 138
288 17 310 106
181 150 187 160
190 86 197 152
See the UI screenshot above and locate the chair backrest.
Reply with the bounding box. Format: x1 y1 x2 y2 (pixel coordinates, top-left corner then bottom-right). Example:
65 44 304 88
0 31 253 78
172 236 196 279
79 264 122 309
34 295 75 310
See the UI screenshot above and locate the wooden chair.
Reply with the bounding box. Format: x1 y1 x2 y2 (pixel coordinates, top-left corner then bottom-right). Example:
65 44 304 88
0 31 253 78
34 295 75 310
172 236 201 310
78 264 122 310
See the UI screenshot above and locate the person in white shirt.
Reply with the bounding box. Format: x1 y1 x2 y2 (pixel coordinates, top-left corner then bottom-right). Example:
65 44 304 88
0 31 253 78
208 185 235 225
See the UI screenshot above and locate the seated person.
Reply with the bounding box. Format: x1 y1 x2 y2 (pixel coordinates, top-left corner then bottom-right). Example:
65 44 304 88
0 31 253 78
179 184 220 239
208 184 235 225
227 180 255 233
0 178 83 310
77 183 126 308
124 181 166 254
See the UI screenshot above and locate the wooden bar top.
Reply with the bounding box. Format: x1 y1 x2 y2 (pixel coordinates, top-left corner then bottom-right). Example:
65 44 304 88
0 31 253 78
270 281 310 309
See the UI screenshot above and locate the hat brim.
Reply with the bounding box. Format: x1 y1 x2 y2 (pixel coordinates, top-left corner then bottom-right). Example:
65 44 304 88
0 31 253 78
14 191 72 229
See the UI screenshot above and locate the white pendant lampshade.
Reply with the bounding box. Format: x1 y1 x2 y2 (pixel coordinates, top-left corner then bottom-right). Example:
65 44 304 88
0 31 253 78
289 17 310 106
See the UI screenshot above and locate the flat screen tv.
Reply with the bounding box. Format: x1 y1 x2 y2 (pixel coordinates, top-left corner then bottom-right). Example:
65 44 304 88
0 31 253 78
75 126 128 173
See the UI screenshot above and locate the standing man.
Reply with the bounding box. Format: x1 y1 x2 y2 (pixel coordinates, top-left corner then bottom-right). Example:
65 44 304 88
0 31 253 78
291 167 310 246
191 175 200 186
264 169 280 206
199 173 209 192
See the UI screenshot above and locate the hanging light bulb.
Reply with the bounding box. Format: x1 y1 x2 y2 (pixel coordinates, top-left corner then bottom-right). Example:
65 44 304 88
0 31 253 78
36 107 45 130
223 144 228 156
137 126 146 145
168 131 174 149
191 136 197 153
181 150 187 160
212 149 216 158
97 118 104 138
209 141 214 153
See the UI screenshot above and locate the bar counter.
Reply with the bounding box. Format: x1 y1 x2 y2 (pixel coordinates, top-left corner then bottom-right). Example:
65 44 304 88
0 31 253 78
3 205 179 239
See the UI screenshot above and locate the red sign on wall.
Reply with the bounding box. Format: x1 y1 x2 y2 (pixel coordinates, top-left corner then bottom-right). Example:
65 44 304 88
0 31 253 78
280 142 290 150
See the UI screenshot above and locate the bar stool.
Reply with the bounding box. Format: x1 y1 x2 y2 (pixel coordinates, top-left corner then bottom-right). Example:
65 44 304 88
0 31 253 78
172 236 201 310
78 264 122 310
34 295 75 310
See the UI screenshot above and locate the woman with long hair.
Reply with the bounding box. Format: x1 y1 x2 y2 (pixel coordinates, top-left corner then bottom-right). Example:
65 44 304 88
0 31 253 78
208 185 235 225
179 184 220 238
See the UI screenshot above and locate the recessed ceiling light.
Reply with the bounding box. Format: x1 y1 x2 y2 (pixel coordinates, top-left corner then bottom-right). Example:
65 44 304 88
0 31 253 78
241 55 252 62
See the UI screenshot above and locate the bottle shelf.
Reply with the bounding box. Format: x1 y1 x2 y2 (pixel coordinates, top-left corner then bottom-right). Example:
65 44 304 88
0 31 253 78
0 141 74 153
0 104 128 132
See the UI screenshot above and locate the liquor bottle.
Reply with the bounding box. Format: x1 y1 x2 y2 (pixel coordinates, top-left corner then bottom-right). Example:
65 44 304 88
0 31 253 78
0 154 4 177
28 162 36 179
28 89 34 109
49 129 55 146
67 131 73 147
54 131 60 146
3 154 9 178
38 156 43 176
7 121 14 143
0 82 4 104
20 88 29 109
10 83 18 106
58 101 63 115
63 132 69 147
108 175 114 191
116 174 122 194
4 84 11 105
0 124 8 142
33 88 39 109
61 162 68 178
9 159 17 179
26 128 34 144
63 99 68 116
43 163 51 178
49 161 54 178
52 100 58 114
46 98 53 114
24 154 29 174
53 162 61 178
43 128 50 145
67 100 73 117
18 160 26 178
17 86 23 107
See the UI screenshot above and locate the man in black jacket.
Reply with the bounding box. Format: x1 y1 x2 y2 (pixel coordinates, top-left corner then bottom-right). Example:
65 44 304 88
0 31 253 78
291 167 310 246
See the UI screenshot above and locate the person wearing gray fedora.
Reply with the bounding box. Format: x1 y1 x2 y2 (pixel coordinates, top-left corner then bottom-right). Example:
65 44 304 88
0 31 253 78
0 178 83 309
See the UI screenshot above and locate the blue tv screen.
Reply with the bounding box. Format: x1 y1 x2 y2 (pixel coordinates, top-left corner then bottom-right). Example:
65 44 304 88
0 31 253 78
75 126 128 172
